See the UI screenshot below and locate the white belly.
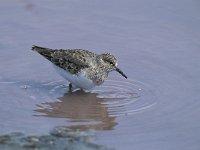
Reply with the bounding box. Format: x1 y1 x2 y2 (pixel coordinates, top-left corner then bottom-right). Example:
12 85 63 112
53 65 95 89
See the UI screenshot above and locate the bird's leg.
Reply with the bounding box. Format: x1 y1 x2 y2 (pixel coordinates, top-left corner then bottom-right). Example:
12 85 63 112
69 83 72 91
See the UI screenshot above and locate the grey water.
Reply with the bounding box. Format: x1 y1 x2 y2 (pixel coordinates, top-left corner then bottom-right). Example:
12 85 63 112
0 0 200 149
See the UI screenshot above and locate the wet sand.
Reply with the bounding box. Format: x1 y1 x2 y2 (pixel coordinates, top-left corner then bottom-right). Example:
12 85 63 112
0 0 200 149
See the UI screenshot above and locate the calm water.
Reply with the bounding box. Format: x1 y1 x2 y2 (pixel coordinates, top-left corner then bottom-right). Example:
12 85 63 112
0 0 200 149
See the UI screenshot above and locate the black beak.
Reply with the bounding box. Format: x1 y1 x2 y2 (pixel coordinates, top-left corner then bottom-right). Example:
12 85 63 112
116 67 127 79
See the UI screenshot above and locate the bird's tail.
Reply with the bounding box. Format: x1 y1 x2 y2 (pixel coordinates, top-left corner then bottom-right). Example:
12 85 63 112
32 45 54 61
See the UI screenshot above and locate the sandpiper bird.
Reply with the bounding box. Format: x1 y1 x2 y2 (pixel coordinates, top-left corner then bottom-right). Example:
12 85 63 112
32 46 127 90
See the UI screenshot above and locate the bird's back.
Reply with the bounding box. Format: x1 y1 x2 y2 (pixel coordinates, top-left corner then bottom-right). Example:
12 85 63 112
32 46 97 74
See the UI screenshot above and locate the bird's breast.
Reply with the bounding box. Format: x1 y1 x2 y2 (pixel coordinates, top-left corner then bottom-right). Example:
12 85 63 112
53 65 96 89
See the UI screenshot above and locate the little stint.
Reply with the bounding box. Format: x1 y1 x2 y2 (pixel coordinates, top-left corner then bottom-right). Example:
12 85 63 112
32 46 127 90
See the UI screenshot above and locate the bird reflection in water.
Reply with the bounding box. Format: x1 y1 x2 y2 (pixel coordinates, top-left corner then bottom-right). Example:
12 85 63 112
34 90 117 130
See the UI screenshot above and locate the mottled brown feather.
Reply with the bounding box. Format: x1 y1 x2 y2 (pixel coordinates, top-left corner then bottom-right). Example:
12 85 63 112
32 46 96 74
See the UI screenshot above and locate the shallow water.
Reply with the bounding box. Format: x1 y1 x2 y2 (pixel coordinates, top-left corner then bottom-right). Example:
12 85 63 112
0 0 200 149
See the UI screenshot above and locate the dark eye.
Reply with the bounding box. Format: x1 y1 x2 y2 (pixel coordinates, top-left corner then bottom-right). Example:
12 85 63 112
109 62 114 65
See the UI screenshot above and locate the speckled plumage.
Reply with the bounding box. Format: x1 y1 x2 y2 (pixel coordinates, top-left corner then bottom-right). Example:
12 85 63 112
32 45 127 90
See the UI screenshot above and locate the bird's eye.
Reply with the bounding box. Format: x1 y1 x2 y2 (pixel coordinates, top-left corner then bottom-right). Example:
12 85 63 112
110 62 114 65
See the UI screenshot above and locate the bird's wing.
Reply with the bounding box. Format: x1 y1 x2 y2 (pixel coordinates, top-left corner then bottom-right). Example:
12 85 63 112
32 45 55 61
32 46 96 74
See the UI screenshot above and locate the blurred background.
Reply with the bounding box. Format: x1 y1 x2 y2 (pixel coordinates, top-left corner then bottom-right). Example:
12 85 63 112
0 0 200 150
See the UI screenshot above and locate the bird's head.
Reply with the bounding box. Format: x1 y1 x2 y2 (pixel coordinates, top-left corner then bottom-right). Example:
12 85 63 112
98 53 127 79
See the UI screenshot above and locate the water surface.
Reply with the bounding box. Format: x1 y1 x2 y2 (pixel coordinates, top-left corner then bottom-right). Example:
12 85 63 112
0 0 200 149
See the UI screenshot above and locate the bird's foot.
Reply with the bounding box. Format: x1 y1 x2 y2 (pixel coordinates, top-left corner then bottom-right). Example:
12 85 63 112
68 83 72 92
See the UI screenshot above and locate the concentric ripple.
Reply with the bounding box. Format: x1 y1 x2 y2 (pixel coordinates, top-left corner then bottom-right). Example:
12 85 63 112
89 76 157 117
0 76 157 119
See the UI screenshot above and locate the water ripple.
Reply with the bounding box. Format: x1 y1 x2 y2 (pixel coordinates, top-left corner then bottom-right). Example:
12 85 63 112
89 76 157 117
0 77 157 122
